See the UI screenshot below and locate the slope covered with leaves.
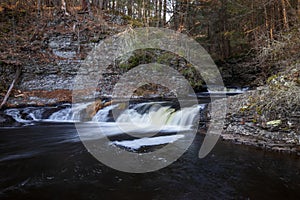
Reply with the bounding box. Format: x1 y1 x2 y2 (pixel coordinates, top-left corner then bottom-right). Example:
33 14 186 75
222 26 300 153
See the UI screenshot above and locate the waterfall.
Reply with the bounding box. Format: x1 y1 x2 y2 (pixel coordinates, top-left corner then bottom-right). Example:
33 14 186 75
5 109 31 123
4 102 205 131
4 107 48 122
3 101 205 149
48 102 92 122
92 104 119 122
116 105 175 126
4 103 92 123
48 107 73 122
116 103 202 128
167 106 201 126
3 86 247 125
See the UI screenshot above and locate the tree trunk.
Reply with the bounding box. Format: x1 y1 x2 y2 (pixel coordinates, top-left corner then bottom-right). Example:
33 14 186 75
281 0 289 29
138 1 142 19
185 0 190 30
173 0 180 30
158 0 162 26
155 0 158 26
264 4 272 44
112 0 115 11
61 0 69 15
81 0 87 10
163 0 167 25
127 0 132 17
37 0 42 17
298 0 300 19
270 3 275 40
87 0 93 17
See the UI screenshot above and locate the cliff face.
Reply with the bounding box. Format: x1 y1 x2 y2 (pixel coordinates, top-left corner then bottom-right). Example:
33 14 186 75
0 7 270 106
1 31 93 106
2 32 255 96
18 35 80 91
0 9 125 105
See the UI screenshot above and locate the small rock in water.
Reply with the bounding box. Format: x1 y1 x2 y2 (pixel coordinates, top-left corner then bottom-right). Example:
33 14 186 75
0 113 18 127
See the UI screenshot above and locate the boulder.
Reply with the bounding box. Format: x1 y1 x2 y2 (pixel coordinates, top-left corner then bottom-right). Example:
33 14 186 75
86 100 103 118
0 112 18 127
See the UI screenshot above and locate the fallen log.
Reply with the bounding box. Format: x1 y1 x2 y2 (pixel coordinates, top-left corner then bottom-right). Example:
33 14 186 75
0 66 21 109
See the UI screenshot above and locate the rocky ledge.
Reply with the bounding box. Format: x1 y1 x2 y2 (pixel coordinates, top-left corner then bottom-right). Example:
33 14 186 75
0 111 22 127
219 67 300 155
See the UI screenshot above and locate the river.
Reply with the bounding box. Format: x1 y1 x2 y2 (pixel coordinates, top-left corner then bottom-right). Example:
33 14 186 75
0 99 300 199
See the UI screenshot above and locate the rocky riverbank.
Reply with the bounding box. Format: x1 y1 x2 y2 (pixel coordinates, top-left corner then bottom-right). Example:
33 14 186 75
220 65 300 155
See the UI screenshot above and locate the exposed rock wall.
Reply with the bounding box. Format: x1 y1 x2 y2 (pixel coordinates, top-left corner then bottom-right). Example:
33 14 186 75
1 30 257 101
19 33 92 91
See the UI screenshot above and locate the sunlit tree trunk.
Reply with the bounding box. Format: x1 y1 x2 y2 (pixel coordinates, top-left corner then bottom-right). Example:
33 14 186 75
61 0 69 15
281 0 289 29
163 0 167 25
264 4 272 43
270 3 275 40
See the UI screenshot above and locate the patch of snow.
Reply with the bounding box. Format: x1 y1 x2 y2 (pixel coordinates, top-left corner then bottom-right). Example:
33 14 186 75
111 134 184 150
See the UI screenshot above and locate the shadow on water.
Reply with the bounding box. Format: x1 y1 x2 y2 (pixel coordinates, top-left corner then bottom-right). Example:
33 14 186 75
0 123 300 200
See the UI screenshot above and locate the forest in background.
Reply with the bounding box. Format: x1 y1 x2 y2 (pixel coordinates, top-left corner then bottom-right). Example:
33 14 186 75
0 0 300 90
1 0 300 59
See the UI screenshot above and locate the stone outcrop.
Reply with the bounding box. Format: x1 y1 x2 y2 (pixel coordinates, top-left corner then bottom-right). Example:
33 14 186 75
0 112 20 127
217 70 300 155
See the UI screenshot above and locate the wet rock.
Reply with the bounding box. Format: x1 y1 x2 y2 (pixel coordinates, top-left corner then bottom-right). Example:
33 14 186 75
85 100 113 119
41 107 63 119
86 100 103 118
0 112 20 127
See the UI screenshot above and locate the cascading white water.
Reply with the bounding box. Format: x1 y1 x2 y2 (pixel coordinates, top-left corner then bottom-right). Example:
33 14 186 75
4 103 92 123
4 107 47 122
92 104 119 122
116 105 175 127
48 102 92 122
48 107 73 121
167 106 201 126
4 101 205 131
4 102 205 150
116 103 202 128
4 109 31 123
4 86 246 125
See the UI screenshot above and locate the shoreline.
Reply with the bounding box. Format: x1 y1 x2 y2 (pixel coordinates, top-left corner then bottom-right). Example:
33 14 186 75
217 84 299 156
221 131 300 156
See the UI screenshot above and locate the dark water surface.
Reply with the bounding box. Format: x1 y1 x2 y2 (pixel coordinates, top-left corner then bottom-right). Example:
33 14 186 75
1 123 300 200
